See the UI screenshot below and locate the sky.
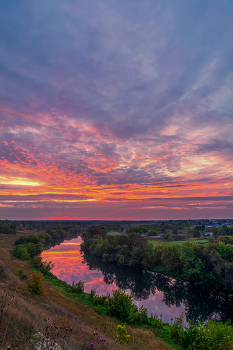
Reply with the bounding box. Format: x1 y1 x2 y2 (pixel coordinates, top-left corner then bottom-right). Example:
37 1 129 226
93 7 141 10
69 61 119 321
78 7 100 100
0 0 232 220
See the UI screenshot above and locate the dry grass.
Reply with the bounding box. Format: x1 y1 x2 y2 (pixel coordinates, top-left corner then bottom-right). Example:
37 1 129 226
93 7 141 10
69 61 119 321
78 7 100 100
0 232 174 350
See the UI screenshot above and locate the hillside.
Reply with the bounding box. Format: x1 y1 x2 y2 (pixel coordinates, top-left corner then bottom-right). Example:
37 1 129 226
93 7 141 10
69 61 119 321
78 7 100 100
0 232 175 350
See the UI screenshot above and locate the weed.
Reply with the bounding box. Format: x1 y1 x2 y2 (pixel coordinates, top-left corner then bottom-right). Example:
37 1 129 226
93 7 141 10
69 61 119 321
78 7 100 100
116 324 130 345
16 268 23 276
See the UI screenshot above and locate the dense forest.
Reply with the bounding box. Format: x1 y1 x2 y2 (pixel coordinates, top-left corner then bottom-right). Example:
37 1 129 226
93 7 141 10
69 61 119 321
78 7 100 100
82 225 233 293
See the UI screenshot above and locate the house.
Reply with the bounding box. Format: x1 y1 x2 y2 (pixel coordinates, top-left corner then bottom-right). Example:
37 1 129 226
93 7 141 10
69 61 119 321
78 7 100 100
154 234 165 238
204 232 213 236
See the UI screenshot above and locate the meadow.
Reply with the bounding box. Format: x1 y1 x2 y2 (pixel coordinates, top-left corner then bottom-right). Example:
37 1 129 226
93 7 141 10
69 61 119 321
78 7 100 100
149 238 209 247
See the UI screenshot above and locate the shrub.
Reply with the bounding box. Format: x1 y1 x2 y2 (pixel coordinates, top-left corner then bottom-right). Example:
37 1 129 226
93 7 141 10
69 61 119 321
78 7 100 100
20 273 28 280
13 245 30 260
16 268 27 280
90 289 96 300
137 305 148 323
148 314 163 329
116 324 130 344
192 320 233 350
71 280 84 294
27 271 46 295
39 260 54 275
106 290 137 322
16 268 23 276
170 315 233 350
31 256 42 268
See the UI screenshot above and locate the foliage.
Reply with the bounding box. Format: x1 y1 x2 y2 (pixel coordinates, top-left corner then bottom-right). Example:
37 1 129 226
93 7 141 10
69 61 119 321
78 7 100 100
126 226 148 234
44 272 233 350
83 226 233 292
71 280 85 294
216 241 233 262
16 268 24 276
90 288 96 300
31 256 54 275
148 314 163 329
219 236 233 245
170 315 233 350
13 245 30 260
31 255 43 268
0 221 17 234
40 260 55 275
27 271 46 295
106 290 137 322
116 324 130 344
13 228 77 262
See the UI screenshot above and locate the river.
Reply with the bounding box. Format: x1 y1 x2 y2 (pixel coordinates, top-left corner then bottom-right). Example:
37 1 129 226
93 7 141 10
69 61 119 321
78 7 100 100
41 236 233 324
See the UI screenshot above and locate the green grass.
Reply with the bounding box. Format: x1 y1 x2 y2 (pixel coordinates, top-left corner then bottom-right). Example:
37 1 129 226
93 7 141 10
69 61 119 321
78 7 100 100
107 231 121 236
149 239 208 247
43 272 182 350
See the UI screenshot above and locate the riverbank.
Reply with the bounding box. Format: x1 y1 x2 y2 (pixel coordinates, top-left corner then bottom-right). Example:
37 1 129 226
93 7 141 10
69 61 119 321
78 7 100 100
3 229 233 350
82 226 233 293
0 232 178 350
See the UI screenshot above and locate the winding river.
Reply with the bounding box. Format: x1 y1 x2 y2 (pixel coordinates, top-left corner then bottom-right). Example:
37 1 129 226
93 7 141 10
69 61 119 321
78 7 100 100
41 236 233 324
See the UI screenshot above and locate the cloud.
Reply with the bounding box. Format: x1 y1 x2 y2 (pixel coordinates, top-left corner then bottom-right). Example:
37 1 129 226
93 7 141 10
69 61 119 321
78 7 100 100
0 0 232 219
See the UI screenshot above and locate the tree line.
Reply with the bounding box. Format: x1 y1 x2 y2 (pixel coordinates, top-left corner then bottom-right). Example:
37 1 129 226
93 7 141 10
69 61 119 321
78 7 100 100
13 227 79 260
82 225 233 293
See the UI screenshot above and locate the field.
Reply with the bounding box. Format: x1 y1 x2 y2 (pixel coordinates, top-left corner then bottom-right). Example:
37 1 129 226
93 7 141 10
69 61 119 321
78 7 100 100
149 238 208 247
107 231 121 235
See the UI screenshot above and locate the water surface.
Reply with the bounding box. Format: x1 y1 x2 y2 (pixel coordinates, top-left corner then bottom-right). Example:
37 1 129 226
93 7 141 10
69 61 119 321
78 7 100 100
41 236 233 324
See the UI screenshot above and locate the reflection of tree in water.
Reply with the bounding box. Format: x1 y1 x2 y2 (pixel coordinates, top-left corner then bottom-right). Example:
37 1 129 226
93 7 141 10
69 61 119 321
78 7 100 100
83 251 233 323
103 273 115 284
84 252 155 300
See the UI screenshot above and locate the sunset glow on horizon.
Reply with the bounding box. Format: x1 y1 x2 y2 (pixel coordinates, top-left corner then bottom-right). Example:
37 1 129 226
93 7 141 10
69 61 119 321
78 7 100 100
0 1 232 220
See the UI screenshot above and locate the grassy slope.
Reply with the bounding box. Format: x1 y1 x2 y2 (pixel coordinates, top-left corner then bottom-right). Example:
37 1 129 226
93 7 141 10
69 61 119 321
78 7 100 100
0 232 178 350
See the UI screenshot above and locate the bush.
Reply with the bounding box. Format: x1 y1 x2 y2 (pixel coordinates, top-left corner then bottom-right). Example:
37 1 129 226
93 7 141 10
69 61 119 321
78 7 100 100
16 268 24 276
170 315 233 350
20 273 28 280
71 280 84 294
31 256 42 268
148 314 163 329
90 289 96 300
27 271 46 295
13 245 30 260
106 290 137 322
137 306 148 323
39 260 54 275
116 324 130 344
192 320 233 350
